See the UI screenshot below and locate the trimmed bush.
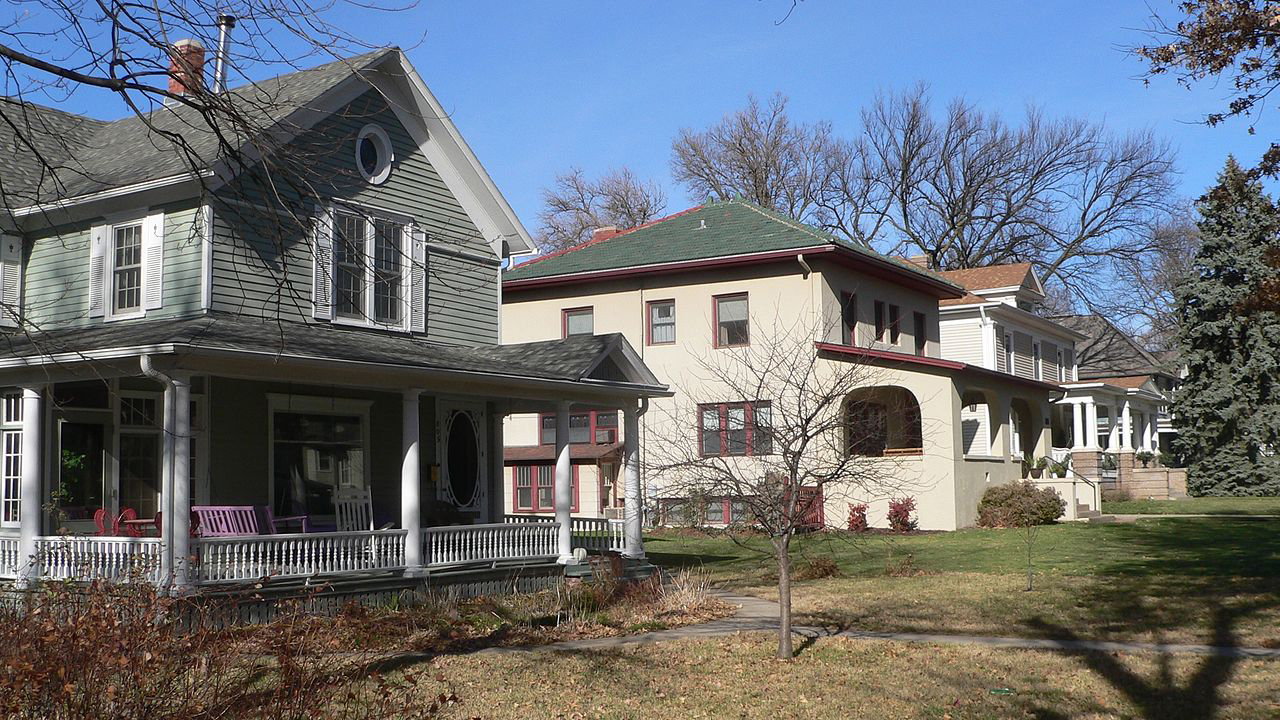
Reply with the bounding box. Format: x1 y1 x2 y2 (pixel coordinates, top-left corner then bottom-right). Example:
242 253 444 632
794 555 841 580
976 481 1066 528
1101 487 1132 503
887 497 917 532
847 503 869 532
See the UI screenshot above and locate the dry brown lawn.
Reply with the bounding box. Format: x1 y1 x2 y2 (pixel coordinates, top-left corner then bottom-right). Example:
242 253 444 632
424 633 1280 719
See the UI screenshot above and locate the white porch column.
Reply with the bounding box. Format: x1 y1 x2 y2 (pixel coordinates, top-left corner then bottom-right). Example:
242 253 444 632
1084 400 1099 449
554 400 573 564
170 376 192 591
1119 400 1133 451
1070 401 1084 450
622 401 644 559
17 385 43 588
401 389 423 575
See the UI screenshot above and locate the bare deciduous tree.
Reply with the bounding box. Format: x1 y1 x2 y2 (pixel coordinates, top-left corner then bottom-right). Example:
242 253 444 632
648 317 922 659
1098 205 1202 350
662 87 1178 309
536 167 666 251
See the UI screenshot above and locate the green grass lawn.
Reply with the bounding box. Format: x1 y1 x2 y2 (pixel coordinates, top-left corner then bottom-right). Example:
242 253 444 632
645 517 1280 647
1103 496 1280 515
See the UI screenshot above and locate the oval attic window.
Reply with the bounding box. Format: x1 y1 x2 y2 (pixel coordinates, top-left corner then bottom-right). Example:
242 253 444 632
355 124 393 184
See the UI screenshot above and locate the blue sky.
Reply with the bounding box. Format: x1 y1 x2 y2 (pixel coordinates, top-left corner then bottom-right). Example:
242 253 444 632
30 1 1272 232
394 1 1271 232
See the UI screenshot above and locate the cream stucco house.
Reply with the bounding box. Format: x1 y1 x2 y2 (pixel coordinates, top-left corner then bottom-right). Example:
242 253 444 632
501 200 1084 531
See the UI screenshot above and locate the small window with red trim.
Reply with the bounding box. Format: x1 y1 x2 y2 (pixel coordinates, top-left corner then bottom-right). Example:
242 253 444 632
511 464 577 512
563 307 593 337
539 410 619 445
713 293 749 347
647 299 675 345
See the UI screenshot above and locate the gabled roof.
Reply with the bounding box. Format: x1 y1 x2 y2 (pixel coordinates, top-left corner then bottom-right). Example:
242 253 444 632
937 263 1043 295
1050 314 1171 379
2 50 390 209
1092 375 1155 390
503 199 963 297
2 50 535 254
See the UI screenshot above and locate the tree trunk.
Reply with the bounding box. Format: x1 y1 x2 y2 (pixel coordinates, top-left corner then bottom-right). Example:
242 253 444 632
776 536 793 659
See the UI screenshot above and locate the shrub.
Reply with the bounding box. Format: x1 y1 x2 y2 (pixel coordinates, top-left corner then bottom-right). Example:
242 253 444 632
976 481 1066 528
794 555 841 580
847 503 869 532
1101 487 1132 503
887 497 917 532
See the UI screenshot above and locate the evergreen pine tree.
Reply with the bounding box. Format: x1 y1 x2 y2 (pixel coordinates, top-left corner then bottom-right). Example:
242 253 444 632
1173 157 1280 495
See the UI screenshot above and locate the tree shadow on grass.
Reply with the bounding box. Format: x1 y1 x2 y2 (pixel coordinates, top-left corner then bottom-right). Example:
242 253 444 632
1026 602 1252 720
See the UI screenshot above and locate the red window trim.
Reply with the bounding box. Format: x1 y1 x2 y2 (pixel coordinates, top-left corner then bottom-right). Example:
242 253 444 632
537 410 618 446
645 298 676 346
510 464 579 513
697 401 770 457
712 292 749 349
561 306 593 339
840 292 857 345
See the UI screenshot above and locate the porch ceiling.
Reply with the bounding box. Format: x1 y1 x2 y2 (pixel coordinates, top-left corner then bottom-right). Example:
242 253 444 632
0 314 670 404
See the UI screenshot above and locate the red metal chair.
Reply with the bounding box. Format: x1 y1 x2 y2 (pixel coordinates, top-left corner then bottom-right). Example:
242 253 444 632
116 507 142 537
93 508 111 536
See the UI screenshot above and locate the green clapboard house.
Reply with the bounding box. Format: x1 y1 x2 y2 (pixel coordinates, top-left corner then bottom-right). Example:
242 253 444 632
0 47 663 594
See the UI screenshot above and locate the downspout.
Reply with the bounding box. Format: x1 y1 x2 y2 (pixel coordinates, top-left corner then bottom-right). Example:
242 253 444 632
140 355 177 588
637 397 649 528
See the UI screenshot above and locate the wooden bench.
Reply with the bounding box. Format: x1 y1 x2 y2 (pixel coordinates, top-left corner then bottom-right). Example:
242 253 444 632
191 505 309 536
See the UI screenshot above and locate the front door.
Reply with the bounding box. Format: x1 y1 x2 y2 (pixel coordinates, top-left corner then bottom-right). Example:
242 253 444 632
438 401 488 520
55 420 107 532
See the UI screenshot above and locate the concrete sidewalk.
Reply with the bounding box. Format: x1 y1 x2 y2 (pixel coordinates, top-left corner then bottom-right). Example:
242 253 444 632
476 591 1280 660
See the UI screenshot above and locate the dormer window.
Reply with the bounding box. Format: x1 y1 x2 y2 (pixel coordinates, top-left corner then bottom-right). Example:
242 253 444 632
355 124 393 185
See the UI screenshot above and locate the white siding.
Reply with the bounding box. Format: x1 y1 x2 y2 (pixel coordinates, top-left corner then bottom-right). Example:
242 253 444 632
939 318 985 365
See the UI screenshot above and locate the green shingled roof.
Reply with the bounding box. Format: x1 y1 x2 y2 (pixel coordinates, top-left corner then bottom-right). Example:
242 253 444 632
504 199 958 291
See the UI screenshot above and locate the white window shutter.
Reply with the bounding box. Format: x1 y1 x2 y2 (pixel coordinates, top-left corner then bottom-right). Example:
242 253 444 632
312 207 334 321
410 229 427 334
0 235 21 328
87 225 108 318
142 211 165 310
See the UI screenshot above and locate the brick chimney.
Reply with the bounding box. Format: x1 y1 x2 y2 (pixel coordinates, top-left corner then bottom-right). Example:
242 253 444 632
167 39 206 96
906 254 931 269
591 226 620 242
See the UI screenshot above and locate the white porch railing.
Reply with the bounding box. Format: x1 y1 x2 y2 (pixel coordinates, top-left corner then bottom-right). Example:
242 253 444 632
193 530 407 584
37 536 164 584
501 514 626 554
422 521 559 567
0 536 19 579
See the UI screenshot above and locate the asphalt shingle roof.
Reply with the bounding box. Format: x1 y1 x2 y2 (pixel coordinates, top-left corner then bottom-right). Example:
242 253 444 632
1 50 392 208
937 263 1037 292
1051 314 1170 379
504 199 959 291
0 313 641 385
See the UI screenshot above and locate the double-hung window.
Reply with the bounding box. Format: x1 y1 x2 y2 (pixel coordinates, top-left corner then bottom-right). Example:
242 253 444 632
647 299 675 345
698 401 772 457
334 210 409 327
512 464 575 512
319 207 422 331
1057 349 1066 382
1 393 21 528
89 212 164 321
1033 341 1043 380
913 312 927 356
874 301 886 342
714 293 749 347
112 223 144 315
888 304 901 345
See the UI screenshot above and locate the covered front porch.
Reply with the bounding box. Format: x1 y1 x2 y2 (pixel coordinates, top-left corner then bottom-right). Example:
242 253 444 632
0 318 664 590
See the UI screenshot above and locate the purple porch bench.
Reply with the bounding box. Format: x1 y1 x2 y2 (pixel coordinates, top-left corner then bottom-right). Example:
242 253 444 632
191 505 309 537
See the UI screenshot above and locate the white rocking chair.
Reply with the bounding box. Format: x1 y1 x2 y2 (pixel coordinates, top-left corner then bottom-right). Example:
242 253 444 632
333 487 375 532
